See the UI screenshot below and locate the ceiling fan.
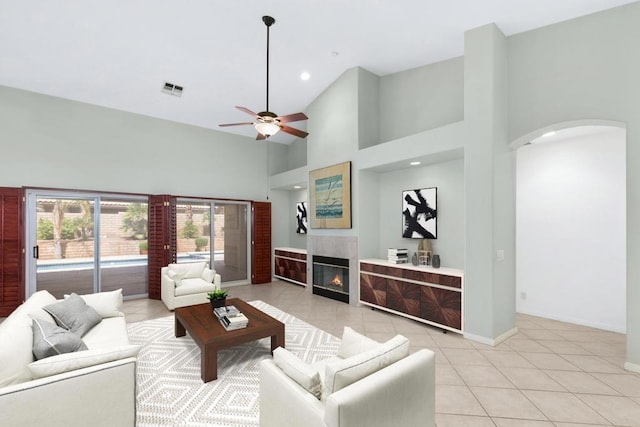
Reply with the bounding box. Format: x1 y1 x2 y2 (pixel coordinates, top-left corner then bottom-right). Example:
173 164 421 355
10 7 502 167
219 15 309 140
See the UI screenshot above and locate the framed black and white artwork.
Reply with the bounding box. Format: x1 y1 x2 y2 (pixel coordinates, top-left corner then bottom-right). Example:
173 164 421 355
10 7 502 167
402 187 437 239
296 201 308 234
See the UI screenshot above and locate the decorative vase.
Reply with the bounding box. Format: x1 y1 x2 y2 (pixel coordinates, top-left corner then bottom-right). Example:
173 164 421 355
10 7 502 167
431 254 441 268
210 298 226 310
411 252 418 266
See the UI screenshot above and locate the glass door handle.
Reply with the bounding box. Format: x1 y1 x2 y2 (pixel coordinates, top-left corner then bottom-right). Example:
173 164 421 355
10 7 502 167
33 245 39 259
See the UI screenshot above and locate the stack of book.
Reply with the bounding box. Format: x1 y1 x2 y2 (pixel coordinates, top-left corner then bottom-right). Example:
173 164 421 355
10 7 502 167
213 305 249 330
387 248 409 264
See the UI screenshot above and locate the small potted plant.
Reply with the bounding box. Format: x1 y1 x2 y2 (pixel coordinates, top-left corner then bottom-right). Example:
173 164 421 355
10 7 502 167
138 241 148 255
207 289 228 309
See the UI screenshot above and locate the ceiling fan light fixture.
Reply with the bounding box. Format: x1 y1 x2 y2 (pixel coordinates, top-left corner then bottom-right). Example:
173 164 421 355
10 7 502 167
255 121 281 137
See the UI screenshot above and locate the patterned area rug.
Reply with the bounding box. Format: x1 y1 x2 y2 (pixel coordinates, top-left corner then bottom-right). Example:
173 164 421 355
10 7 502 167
127 301 340 427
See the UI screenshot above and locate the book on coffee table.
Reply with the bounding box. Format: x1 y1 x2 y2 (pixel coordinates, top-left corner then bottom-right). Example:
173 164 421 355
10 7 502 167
218 313 249 330
214 305 242 319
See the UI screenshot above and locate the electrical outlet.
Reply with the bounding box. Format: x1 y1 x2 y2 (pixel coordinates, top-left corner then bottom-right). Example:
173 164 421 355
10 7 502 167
520 292 527 300
496 249 505 262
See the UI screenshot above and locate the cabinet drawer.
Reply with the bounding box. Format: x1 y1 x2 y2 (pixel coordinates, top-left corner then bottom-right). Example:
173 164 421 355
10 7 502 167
360 262 461 289
275 250 307 261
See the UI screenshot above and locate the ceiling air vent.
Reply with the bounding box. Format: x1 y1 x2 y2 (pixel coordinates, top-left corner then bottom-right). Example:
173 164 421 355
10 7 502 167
162 81 183 97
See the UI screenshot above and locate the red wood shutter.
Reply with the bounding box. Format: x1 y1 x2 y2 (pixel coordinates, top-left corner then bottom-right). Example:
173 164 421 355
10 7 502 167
251 201 272 284
0 187 24 316
148 195 176 299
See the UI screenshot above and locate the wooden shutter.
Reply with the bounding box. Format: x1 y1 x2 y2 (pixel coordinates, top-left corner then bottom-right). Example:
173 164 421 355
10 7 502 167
148 195 176 299
251 201 272 284
0 187 24 316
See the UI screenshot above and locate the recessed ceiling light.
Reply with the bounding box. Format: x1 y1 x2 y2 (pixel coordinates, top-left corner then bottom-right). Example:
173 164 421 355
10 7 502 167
542 131 556 138
300 72 310 81
293 185 302 189
410 161 421 166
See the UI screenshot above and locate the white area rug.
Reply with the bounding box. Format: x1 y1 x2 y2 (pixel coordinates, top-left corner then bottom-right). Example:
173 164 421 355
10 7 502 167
127 301 340 427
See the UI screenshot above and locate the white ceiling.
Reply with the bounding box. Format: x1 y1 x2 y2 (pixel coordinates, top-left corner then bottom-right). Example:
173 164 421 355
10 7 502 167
0 0 635 144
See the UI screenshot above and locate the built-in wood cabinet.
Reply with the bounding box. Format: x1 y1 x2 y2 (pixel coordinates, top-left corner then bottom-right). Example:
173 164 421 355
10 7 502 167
274 248 307 286
359 259 463 333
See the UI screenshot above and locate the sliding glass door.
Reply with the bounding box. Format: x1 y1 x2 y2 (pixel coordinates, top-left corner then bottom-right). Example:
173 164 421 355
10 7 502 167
27 190 148 298
33 196 96 297
176 199 249 284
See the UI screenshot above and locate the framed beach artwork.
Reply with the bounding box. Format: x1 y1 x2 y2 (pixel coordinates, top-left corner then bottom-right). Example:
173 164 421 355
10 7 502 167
402 187 437 239
295 201 308 234
309 161 352 229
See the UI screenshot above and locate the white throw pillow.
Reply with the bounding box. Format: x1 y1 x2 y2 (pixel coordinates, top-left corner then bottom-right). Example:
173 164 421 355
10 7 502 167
201 268 216 283
168 262 207 279
338 327 381 359
65 289 124 318
324 334 410 397
273 347 322 400
28 344 141 379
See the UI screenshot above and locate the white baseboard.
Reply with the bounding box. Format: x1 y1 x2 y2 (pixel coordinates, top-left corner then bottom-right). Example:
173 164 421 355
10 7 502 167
464 326 518 346
624 361 640 374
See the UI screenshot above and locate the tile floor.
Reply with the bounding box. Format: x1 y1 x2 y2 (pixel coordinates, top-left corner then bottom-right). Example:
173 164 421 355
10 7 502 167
123 281 640 426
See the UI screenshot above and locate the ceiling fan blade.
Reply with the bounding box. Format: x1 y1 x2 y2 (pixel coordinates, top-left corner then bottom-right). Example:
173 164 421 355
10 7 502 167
219 122 254 127
256 133 267 140
235 106 260 118
277 112 308 123
280 125 309 139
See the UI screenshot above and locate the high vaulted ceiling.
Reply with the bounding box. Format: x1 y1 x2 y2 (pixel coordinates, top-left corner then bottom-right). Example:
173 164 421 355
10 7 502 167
0 1 635 143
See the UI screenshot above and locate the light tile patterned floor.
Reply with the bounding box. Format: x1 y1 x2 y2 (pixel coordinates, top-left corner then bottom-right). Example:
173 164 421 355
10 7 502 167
123 281 640 426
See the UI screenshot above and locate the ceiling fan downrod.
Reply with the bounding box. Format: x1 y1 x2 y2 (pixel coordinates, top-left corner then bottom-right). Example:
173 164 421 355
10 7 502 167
262 16 275 114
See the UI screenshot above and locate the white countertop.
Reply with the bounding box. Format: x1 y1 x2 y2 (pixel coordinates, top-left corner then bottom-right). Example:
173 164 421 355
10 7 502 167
274 247 307 255
360 258 463 277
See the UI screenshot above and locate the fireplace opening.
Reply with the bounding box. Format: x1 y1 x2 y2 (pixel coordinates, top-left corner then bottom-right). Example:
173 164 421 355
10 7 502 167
312 255 349 303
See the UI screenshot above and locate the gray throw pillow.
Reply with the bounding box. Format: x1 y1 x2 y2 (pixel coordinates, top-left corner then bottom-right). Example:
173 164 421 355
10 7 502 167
32 318 88 360
43 293 102 337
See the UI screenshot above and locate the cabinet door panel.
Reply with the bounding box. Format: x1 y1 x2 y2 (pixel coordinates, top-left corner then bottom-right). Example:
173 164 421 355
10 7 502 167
420 286 462 330
386 279 421 317
360 273 386 306
275 257 306 284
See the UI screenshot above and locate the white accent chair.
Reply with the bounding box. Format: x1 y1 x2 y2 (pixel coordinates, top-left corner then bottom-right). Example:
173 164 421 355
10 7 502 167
259 327 436 427
161 261 222 310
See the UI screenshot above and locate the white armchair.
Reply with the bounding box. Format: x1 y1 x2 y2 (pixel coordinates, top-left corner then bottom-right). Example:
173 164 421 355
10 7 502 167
161 261 221 310
259 327 436 427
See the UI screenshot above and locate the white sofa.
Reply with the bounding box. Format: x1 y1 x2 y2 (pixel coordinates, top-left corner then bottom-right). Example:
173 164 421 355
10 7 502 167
259 327 436 427
161 261 222 310
0 289 138 427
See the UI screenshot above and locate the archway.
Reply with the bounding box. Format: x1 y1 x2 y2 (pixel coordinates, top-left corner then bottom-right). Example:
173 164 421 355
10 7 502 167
511 121 627 333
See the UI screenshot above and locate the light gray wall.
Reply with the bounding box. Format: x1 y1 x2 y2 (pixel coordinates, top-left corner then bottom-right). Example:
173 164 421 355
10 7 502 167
506 1 640 369
379 57 464 143
357 68 380 149
307 68 359 171
269 142 290 176
269 189 290 252
378 158 464 268
287 139 307 171
463 23 515 342
0 85 269 200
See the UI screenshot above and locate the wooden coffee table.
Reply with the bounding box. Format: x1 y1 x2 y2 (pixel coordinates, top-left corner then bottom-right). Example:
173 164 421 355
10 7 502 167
174 298 285 382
